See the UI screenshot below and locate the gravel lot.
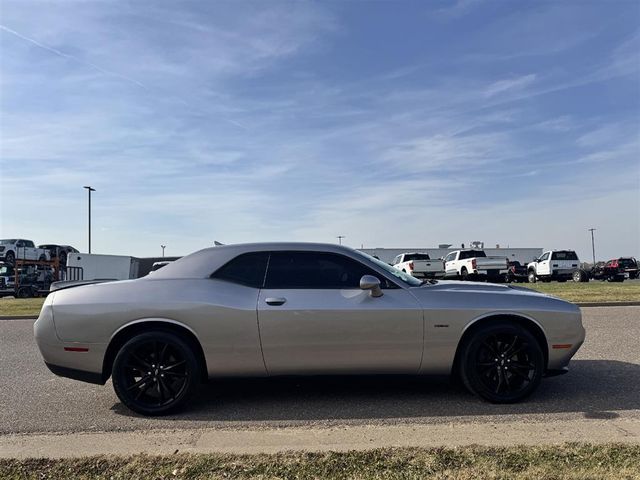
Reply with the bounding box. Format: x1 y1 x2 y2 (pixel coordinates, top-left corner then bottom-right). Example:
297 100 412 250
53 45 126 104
1 306 638 437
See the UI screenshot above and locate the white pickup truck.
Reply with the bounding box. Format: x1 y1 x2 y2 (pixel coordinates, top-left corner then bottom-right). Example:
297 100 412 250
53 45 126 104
392 252 444 278
442 249 508 281
0 239 51 265
527 250 580 283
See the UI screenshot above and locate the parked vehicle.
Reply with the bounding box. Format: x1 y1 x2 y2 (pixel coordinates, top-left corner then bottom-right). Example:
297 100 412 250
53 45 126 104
0 239 50 266
38 244 79 266
590 259 629 282
527 250 580 283
0 262 55 297
392 252 444 278
505 260 528 283
442 250 509 281
616 257 639 279
34 242 584 415
150 261 172 272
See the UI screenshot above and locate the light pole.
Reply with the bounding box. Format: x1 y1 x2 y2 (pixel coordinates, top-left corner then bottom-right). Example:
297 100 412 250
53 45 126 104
83 186 96 253
588 228 596 265
161 245 166 257
337 235 345 245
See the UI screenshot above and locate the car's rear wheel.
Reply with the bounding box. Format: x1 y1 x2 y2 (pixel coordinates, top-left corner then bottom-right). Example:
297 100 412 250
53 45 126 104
112 331 200 416
460 267 469 281
459 323 544 403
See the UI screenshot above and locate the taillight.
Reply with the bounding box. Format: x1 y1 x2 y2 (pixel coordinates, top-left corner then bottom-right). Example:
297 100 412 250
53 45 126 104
408 261 414 271
471 259 477 269
611 260 618 268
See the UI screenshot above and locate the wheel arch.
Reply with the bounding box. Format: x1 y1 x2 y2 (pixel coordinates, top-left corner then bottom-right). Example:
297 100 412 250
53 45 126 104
102 319 208 383
452 313 549 376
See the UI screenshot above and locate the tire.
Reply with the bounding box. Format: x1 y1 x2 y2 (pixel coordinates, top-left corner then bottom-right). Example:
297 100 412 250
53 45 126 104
460 267 469 281
5 251 15 266
112 331 200 416
527 271 536 283
573 270 583 283
17 287 32 298
504 273 512 284
459 322 544 404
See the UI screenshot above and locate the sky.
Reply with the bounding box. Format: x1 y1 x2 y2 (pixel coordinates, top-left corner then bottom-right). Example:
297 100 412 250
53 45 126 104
0 0 639 260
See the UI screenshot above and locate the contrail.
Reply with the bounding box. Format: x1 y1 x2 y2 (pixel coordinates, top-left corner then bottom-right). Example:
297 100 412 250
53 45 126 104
0 24 145 88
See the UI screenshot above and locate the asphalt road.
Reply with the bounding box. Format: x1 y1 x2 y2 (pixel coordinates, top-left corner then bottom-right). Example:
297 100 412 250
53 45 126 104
1 307 639 435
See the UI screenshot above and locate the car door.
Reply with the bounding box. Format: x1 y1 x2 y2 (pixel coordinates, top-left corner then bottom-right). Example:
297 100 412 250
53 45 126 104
537 252 551 275
444 252 457 276
257 251 424 375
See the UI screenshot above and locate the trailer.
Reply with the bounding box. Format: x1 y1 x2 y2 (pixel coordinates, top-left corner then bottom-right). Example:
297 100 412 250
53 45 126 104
65 253 141 281
0 258 61 298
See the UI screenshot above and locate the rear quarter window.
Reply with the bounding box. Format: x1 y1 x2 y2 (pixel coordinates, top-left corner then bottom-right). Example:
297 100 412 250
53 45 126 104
211 252 269 288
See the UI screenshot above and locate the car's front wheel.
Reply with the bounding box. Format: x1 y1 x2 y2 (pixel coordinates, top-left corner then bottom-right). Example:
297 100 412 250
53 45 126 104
459 323 544 403
112 331 200 416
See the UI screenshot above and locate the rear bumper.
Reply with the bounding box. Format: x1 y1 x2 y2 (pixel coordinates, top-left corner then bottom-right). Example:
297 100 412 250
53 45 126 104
44 362 105 385
544 367 569 377
34 297 107 383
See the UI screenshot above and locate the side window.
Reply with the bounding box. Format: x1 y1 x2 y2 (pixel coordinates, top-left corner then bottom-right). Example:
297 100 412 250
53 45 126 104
211 252 269 288
25 241 35 248
394 255 402 264
16 240 24 247
444 253 455 262
540 252 550 261
265 251 388 289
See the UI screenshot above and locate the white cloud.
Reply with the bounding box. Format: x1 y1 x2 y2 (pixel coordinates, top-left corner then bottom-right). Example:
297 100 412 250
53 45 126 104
484 74 537 98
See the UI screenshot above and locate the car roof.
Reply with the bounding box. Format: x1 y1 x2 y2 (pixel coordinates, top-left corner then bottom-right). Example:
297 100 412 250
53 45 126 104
149 242 362 279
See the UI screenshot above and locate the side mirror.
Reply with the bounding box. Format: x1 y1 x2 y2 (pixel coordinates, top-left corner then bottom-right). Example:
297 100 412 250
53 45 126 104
360 275 383 298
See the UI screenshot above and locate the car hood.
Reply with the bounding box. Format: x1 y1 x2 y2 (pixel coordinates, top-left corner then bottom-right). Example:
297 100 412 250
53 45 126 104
410 280 578 311
419 280 543 295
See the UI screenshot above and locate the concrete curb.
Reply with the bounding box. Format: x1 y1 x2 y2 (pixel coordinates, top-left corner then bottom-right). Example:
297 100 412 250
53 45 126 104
1 302 639 320
577 302 640 307
1 419 639 458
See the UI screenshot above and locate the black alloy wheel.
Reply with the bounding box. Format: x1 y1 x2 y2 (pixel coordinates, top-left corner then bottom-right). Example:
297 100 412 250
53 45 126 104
112 331 200 416
460 323 543 403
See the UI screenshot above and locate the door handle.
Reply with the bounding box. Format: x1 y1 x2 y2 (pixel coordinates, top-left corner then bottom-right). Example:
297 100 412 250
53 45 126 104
265 297 286 306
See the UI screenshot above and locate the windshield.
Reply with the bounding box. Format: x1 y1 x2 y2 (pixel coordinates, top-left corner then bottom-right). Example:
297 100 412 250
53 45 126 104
618 258 637 268
405 253 430 261
551 251 578 260
0 240 16 245
353 250 422 287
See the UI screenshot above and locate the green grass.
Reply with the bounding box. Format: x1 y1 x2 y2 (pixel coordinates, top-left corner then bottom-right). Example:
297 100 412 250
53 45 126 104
1 444 639 479
0 297 45 316
521 281 640 303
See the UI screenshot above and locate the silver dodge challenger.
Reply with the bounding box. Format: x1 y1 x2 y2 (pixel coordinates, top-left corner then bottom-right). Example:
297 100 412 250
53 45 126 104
34 243 585 415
